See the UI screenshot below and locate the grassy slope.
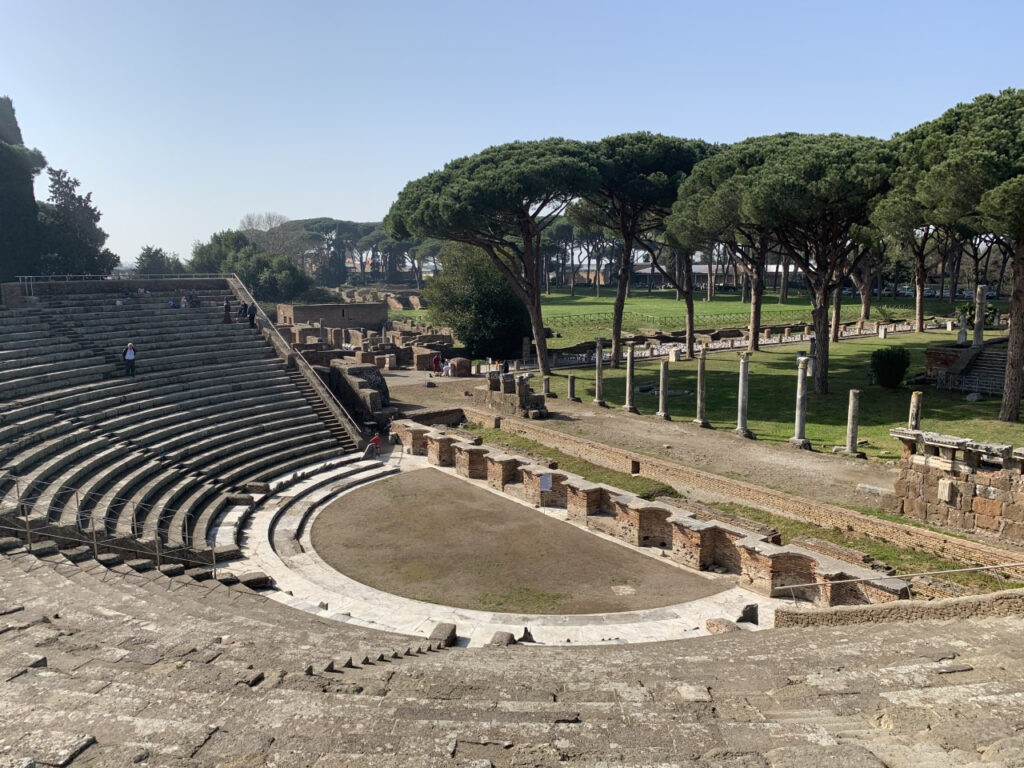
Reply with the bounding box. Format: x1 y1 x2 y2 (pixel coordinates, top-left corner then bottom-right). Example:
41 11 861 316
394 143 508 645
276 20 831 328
545 330 1024 458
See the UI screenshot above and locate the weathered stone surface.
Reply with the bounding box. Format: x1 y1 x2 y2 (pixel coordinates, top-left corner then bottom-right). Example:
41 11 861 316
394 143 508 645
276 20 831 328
706 618 741 634
489 631 516 646
428 622 457 647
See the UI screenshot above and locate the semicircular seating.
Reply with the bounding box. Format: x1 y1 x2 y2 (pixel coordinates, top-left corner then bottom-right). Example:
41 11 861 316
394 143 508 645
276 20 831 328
0 280 360 568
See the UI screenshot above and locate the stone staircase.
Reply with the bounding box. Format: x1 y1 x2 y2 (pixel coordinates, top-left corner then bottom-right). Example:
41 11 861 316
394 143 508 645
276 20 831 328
943 339 1018 395
0 281 362 565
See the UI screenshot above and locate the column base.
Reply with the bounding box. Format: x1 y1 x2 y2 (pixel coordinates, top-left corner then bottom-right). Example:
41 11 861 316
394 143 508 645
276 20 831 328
622 405 638 414
833 447 867 459
569 396 581 403
593 399 607 407
655 411 671 420
733 427 755 439
545 392 558 399
692 418 711 428
789 437 812 450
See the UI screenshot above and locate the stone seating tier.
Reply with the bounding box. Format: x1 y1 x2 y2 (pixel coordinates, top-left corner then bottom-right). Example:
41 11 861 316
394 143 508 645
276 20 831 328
0 281 359 564
2 538 1023 765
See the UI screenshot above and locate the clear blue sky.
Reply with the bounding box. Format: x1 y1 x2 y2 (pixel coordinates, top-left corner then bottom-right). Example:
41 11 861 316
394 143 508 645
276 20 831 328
3 0 1022 265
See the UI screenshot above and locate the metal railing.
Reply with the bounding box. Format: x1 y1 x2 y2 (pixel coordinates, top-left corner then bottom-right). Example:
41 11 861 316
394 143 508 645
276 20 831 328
225 276 365 450
779 561 1024 603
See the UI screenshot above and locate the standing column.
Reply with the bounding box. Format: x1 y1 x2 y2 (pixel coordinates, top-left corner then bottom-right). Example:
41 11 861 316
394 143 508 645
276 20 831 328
908 390 923 430
973 284 987 348
733 352 754 438
623 342 638 413
542 375 551 397
568 374 580 402
693 348 710 428
522 336 532 366
843 389 865 457
593 339 606 406
789 356 811 449
656 359 670 420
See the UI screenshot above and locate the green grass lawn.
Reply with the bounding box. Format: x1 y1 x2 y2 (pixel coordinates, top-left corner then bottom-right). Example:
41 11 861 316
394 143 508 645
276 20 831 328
389 287 989 350
545 330 1024 458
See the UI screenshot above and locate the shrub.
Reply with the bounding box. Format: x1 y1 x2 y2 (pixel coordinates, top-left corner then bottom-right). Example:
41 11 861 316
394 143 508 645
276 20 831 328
870 347 910 388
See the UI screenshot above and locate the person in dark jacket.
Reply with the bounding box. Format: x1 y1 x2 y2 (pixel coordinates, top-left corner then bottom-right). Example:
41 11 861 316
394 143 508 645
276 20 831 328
247 302 258 328
122 342 137 378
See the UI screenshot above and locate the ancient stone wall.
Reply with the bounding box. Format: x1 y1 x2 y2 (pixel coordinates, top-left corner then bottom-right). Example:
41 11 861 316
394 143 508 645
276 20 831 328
890 428 1024 545
775 588 1024 628
456 406 1024 580
393 420 908 608
277 302 387 330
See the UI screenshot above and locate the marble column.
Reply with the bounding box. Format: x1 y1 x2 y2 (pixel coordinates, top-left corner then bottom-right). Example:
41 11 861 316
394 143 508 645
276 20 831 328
693 348 710 428
843 389 865 458
908 390 923 430
973 284 987 348
789 356 811 449
622 342 638 413
593 339 606 406
733 351 754 438
542 375 551 397
568 374 581 402
656 359 670 420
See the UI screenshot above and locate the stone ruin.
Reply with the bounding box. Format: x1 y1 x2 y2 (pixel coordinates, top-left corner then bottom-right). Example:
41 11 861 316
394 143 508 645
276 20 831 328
391 419 909 607
890 427 1024 544
472 371 549 419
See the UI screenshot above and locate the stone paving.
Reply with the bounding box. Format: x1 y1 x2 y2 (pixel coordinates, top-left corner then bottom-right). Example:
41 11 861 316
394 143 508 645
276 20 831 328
221 447 793 647
3 538 1024 765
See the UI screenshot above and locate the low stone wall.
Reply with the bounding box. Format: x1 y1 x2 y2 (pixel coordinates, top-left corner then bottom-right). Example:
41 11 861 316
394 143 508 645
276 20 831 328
775 588 1024 628
454 406 1024 581
890 428 1024 546
392 418 909 608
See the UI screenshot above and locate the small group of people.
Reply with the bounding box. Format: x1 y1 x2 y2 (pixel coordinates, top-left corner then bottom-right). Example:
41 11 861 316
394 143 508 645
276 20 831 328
430 354 455 377
167 291 199 310
221 297 258 327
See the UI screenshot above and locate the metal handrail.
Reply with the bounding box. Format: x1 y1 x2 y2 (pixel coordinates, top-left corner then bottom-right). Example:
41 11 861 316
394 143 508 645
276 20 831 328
781 560 1024 596
225 275 364 449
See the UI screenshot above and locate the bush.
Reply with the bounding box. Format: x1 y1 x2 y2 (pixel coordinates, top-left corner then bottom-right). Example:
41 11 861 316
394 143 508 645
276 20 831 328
870 347 910 388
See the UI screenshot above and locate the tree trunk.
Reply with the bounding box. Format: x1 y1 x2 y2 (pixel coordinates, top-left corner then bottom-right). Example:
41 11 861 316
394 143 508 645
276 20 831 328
527 290 552 376
609 238 632 369
998 245 1024 422
748 269 763 352
779 256 790 302
997 252 1010 298
830 286 842 342
914 251 927 333
850 265 871 320
569 265 576 296
811 293 831 394
683 253 695 359
594 254 602 298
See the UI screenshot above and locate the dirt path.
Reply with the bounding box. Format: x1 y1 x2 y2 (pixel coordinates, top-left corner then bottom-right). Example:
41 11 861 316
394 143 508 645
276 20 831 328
310 467 728 614
386 371 897 510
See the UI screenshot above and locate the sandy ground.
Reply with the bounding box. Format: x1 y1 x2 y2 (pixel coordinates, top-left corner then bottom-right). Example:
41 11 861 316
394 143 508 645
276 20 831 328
385 369 897 510
310 467 728 614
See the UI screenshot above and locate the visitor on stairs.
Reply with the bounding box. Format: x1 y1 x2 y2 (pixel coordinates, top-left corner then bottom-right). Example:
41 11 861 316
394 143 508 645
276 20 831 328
363 432 382 459
222 297 232 324
247 302 258 328
237 301 248 319
122 342 137 378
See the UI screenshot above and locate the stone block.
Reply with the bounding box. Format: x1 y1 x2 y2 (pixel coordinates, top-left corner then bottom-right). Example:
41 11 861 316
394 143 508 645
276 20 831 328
972 496 1003 518
705 618 741 634
489 631 516 646
429 622 458 647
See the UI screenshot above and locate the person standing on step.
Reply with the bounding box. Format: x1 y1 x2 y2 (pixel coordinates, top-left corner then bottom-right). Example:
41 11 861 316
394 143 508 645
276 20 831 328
237 301 248 319
122 342 137 378
247 302 257 328
222 297 232 324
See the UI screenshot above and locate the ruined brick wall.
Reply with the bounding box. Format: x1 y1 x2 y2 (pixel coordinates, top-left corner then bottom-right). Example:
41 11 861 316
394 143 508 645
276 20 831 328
459 407 1024 580
775 589 1024 628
